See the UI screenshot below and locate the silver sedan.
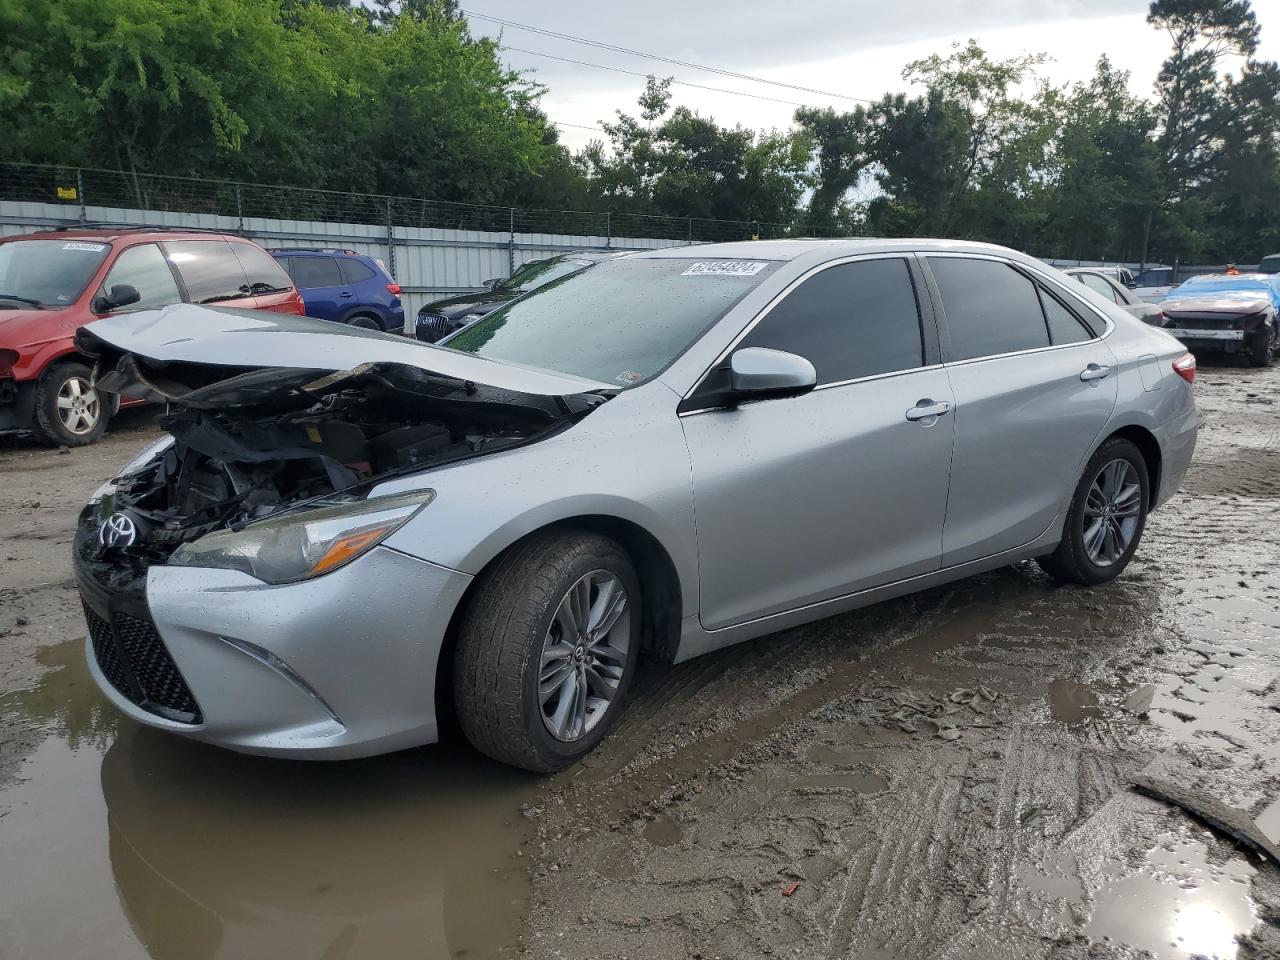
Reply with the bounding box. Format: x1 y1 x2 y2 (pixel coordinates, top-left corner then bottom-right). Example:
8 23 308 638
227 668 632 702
75 239 1199 771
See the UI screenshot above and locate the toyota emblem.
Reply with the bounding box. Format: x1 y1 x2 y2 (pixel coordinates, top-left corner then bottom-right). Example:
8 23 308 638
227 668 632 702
99 512 137 549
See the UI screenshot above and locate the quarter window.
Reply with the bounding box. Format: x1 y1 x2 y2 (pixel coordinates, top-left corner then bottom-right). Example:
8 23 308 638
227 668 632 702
929 258 1050 362
1038 288 1093 345
165 241 251 304
100 244 180 312
289 256 344 289
738 258 924 384
230 242 293 292
339 258 375 284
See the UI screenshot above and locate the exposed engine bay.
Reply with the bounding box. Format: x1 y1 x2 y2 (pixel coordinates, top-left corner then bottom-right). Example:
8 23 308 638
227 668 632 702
90 357 604 563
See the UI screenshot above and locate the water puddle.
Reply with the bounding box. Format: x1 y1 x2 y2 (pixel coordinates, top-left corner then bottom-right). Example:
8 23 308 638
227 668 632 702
0 638 541 960
1085 837 1259 960
1047 679 1102 724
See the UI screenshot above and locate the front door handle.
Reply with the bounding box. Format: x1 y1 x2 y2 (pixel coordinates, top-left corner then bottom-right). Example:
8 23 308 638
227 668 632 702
1079 363 1111 382
905 399 952 422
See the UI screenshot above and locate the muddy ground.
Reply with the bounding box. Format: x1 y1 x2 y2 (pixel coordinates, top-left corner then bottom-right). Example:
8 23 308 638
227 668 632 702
1 364 1278 960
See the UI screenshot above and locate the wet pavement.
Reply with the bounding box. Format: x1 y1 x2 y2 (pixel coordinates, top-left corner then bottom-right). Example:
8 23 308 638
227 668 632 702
2 363 1279 959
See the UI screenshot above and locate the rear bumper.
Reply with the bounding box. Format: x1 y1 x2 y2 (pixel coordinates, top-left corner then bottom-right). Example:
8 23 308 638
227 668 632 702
80 544 473 759
1152 405 1199 509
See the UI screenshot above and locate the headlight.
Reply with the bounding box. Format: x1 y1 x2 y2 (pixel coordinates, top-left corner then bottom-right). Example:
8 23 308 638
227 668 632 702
169 488 434 584
89 434 177 505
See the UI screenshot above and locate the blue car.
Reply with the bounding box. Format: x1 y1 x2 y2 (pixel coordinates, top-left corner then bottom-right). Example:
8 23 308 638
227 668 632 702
270 248 405 333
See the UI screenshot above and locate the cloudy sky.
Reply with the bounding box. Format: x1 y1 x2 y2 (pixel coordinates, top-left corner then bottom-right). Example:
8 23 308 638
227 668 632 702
460 0 1280 151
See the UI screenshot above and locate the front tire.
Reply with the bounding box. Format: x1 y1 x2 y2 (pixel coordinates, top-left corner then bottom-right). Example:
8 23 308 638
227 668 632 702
453 530 641 772
1248 325 1275 367
1037 438 1149 586
31 362 109 446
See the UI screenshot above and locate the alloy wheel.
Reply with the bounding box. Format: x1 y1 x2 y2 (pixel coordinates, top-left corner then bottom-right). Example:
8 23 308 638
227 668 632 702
538 570 630 742
1083 459 1142 567
56 376 100 435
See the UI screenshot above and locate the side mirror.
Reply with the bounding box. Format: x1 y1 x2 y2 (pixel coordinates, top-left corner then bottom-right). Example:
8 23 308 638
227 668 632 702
727 347 817 402
482 278 503 291
92 284 141 314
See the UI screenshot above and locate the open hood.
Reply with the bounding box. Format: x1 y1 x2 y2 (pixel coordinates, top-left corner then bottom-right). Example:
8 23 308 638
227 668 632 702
77 304 614 407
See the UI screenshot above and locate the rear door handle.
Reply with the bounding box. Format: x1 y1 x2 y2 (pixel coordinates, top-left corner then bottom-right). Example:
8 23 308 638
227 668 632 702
1079 363 1111 382
905 399 952 422
339 291 354 298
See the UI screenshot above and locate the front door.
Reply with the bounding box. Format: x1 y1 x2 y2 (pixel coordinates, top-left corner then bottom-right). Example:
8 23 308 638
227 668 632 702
680 256 955 630
924 256 1119 567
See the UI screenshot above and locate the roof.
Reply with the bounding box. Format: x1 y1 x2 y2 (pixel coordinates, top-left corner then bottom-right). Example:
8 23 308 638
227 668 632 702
632 237 1030 262
13 226 244 243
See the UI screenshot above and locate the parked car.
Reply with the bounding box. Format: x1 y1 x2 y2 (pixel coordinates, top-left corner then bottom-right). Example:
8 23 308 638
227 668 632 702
74 240 1198 772
1064 268 1163 324
1128 265 1177 302
1157 273 1280 365
0 227 303 446
414 251 623 343
1257 253 1280 274
271 248 404 333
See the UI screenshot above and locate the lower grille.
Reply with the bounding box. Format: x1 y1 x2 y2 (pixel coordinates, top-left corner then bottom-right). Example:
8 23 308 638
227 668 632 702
417 311 452 342
84 602 202 724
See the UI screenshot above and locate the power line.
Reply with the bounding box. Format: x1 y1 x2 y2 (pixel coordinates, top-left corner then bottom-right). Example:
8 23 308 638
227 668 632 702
549 119 606 133
464 8 873 104
502 44 810 109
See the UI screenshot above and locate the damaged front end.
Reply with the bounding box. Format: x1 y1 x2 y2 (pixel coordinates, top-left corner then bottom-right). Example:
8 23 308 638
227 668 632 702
72 307 611 725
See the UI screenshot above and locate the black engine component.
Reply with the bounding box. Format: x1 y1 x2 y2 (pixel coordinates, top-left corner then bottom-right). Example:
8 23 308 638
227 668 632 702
370 423 453 469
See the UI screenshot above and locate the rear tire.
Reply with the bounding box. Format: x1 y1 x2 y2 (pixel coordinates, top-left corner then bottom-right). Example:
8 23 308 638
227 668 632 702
453 530 641 773
1037 438 1149 586
348 314 380 330
31 362 109 447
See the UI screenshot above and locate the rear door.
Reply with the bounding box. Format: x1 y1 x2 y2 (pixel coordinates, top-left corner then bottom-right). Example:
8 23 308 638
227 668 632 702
681 256 954 630
162 240 252 308
925 255 1117 567
286 255 349 320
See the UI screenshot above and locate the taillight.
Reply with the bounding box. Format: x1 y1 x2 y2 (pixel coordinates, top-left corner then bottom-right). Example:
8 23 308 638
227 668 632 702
386 283 401 296
1172 352 1196 384
0 349 17 377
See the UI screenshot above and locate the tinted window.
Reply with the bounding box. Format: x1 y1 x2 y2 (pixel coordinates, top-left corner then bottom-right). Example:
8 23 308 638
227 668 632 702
929 258 1049 362
739 258 923 384
289 256 344 289
165 241 250 304
230 242 293 292
1039 289 1092 345
339 258 375 284
1136 269 1171 286
1079 273 1119 302
102 243 180 311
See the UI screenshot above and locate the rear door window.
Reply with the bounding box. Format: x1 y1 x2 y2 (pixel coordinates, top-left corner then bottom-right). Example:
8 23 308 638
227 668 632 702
339 258 375 284
230 242 294 293
164 240 251 304
101 243 181 311
928 257 1050 362
738 257 924 384
1079 273 1120 303
290 256 344 289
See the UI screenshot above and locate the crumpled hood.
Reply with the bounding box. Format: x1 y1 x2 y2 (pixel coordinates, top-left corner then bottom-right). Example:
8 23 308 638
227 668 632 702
1162 291 1273 316
77 303 614 403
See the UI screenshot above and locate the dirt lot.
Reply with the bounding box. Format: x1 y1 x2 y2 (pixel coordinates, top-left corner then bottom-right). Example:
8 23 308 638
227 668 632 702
1 365 1278 960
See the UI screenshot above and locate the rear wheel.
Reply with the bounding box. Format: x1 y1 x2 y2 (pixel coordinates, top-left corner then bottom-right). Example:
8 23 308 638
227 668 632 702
453 530 641 772
348 314 380 330
31 362 109 446
1037 438 1149 586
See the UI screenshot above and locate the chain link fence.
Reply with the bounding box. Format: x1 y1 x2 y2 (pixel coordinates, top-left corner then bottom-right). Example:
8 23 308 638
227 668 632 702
0 161 848 244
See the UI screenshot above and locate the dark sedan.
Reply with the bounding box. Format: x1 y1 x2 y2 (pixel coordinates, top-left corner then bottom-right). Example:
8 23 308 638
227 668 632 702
414 251 625 343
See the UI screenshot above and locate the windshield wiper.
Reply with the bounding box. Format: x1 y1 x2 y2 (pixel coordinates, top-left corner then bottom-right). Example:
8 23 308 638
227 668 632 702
198 290 253 304
0 293 42 308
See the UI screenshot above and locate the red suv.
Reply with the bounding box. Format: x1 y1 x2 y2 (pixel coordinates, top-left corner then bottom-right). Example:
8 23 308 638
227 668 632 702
0 227 305 445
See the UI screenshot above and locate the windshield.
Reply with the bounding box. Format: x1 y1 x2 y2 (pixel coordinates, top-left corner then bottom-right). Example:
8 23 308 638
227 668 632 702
445 257 781 386
0 239 111 308
500 257 592 292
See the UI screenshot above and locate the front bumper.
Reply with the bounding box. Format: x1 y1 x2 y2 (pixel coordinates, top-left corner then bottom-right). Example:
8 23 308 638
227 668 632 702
78 544 472 759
